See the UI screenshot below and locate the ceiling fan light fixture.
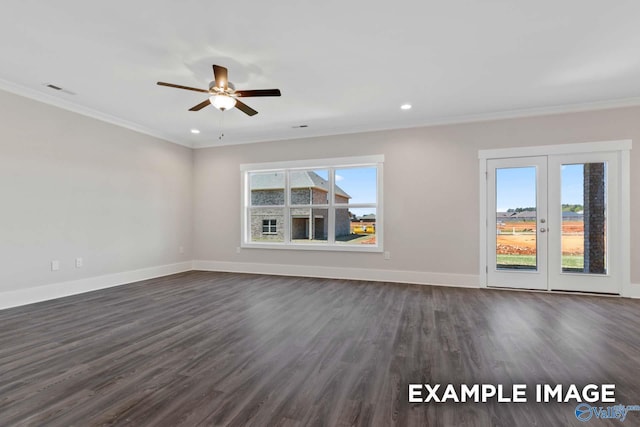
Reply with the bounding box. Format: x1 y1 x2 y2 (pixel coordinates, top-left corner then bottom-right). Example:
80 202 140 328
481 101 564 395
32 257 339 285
158 65 278 117
210 94 236 111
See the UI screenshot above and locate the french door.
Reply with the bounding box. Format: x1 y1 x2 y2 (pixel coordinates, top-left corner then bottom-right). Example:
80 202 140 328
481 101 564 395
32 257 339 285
488 157 548 290
487 152 622 294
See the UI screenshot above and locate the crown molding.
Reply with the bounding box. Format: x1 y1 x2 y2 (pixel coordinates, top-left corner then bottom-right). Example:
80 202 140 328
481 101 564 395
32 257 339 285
194 96 640 149
417 96 640 129
0 78 192 148
2 76 640 151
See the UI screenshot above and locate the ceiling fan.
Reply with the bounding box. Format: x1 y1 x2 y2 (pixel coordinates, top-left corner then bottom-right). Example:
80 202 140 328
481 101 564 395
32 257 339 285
157 65 281 116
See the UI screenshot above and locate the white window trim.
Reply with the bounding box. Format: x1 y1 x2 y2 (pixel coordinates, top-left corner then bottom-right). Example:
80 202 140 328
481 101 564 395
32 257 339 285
241 155 384 252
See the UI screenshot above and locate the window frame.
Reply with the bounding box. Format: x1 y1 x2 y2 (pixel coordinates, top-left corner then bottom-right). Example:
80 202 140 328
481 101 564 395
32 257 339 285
241 155 384 252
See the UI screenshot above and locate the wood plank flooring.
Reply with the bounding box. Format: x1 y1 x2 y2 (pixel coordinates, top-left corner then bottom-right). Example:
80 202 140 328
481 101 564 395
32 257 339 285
1 271 640 426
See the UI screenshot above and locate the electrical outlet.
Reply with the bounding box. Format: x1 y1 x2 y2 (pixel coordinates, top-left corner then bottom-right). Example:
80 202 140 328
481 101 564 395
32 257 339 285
51 260 60 271
76 257 83 268
384 251 391 260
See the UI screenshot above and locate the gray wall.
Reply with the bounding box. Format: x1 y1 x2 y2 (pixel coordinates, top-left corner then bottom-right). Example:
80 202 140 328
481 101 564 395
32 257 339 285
193 106 640 285
0 89 193 293
2 86 638 299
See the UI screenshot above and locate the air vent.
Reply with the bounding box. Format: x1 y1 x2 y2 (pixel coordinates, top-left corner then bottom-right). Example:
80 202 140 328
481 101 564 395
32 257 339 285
43 83 76 95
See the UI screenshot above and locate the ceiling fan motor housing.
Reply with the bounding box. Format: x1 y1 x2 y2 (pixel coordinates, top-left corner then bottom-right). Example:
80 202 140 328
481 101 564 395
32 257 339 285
209 80 235 93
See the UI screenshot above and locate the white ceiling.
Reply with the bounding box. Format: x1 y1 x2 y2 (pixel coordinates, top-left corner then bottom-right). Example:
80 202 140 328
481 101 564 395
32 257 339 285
1 1 640 148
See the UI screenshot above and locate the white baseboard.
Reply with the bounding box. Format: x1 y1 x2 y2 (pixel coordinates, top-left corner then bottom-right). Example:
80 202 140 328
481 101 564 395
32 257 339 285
2 259 631 310
624 283 640 298
192 260 480 289
0 261 193 310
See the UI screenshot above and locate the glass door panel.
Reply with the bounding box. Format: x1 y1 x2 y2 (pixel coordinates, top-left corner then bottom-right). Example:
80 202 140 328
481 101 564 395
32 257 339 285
548 152 620 294
487 156 547 290
495 167 538 271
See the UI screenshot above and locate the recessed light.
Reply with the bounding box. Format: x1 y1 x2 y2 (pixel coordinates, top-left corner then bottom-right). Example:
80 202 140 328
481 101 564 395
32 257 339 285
191 129 200 134
401 104 412 110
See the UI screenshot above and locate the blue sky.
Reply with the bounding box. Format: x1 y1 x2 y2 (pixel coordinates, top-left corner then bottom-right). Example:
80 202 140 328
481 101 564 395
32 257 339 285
336 168 376 217
496 165 584 212
313 167 377 204
312 167 377 216
334 167 377 204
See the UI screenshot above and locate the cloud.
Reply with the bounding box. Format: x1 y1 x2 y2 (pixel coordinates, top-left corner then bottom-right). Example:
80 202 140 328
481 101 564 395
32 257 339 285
335 174 344 182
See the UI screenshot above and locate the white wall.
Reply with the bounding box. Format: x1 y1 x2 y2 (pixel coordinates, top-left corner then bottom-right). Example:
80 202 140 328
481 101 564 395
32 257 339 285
193 106 639 289
0 89 193 301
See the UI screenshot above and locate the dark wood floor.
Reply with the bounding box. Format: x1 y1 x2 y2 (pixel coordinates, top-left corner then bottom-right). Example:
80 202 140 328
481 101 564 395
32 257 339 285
1 271 640 426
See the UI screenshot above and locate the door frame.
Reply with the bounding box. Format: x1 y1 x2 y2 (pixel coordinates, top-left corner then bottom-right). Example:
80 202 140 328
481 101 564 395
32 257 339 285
478 140 631 295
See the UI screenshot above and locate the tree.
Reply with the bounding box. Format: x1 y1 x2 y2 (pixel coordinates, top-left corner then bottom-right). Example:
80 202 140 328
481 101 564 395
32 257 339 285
561 204 583 212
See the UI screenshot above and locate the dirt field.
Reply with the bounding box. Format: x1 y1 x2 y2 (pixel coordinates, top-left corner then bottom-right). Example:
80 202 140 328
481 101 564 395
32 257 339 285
359 235 376 244
496 221 584 256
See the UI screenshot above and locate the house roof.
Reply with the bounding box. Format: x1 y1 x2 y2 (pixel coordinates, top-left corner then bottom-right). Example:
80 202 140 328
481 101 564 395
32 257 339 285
251 171 351 199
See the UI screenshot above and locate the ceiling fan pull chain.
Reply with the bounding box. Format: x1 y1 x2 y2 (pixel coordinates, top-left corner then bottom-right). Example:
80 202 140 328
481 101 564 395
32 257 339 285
219 110 225 140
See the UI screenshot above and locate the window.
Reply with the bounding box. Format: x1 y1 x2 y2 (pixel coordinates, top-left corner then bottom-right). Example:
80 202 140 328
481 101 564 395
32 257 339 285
262 219 277 234
241 155 383 251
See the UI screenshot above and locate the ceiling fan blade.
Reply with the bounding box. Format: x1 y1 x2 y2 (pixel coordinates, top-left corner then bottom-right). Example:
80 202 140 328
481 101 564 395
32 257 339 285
235 89 282 97
189 99 211 111
157 82 209 93
212 65 228 90
235 99 258 116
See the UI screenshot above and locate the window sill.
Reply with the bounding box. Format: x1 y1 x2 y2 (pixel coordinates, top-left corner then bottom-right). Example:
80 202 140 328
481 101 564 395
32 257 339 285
241 242 383 253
